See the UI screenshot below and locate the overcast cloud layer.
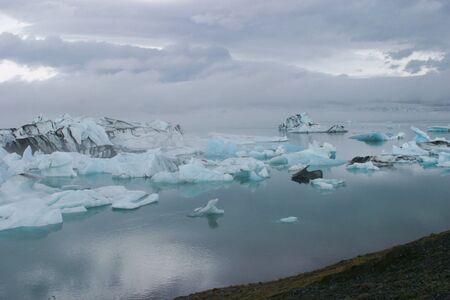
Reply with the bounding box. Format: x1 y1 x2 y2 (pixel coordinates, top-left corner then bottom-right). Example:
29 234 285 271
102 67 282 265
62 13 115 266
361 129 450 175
0 0 449 129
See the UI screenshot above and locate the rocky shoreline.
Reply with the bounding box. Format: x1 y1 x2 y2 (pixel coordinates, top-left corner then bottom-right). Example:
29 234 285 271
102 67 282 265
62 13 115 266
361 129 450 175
176 230 450 299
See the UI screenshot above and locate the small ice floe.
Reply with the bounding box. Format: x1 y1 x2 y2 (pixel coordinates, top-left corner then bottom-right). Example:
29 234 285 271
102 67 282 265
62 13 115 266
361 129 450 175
112 193 159 210
428 125 450 133
188 199 224 217
310 178 345 191
279 216 298 223
347 161 380 171
350 132 404 143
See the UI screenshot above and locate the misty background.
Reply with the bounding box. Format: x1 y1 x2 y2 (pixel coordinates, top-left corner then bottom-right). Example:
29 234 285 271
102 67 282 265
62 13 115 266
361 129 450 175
0 0 449 131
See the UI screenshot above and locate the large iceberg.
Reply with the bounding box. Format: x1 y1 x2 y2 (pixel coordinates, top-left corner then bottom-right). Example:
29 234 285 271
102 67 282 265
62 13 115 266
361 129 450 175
279 113 347 133
0 115 184 158
411 126 450 154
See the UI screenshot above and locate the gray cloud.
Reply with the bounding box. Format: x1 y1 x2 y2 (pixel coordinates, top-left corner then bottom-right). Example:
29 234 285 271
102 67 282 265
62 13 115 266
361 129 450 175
0 0 450 129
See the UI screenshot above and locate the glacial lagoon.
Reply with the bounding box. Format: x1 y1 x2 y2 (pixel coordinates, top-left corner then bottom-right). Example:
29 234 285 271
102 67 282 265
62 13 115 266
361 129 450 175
1 121 450 300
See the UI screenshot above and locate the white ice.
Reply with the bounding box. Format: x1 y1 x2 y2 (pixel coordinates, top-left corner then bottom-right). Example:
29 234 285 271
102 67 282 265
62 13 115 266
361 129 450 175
392 141 429 156
279 216 298 223
152 159 233 184
347 161 380 171
188 199 224 217
112 193 159 210
269 141 344 167
310 178 345 191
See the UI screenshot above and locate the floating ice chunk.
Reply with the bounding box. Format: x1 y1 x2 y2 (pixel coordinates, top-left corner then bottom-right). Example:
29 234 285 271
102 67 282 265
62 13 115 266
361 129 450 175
213 157 269 181
0 199 62 231
248 149 276 160
279 216 298 223
153 159 233 183
347 161 380 171
112 193 158 210
188 199 224 217
392 141 429 156
288 164 306 172
74 151 178 178
350 132 404 143
428 126 450 133
205 138 237 158
411 126 431 143
270 141 344 167
38 152 76 177
420 156 438 167
61 206 88 214
310 178 345 191
437 152 450 168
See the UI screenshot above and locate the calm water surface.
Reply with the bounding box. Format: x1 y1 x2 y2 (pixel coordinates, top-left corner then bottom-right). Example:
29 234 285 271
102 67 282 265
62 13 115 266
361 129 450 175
0 121 449 300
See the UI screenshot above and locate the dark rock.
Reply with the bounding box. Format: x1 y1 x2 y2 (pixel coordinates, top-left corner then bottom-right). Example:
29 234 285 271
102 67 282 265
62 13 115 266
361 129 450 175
291 166 323 184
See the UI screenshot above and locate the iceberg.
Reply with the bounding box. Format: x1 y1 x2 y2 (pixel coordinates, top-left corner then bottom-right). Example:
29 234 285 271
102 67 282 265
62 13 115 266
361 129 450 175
310 178 345 191
213 157 270 181
428 125 450 133
0 115 184 158
61 206 88 214
0 199 62 231
411 126 450 154
437 152 450 168
112 193 158 210
152 159 233 184
204 138 237 159
279 113 347 133
350 132 404 143
392 141 429 156
270 141 343 167
0 114 115 158
279 216 298 223
188 199 224 217
38 152 77 177
347 161 380 171
99 117 183 152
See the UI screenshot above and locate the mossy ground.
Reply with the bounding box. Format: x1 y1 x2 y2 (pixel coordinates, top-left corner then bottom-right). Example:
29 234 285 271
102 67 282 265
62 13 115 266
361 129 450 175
176 231 450 300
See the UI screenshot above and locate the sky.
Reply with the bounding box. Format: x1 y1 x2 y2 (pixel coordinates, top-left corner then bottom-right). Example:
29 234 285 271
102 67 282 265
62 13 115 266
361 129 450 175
0 0 449 129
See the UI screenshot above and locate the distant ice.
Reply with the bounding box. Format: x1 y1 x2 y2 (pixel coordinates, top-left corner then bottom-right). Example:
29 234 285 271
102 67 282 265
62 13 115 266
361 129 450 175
350 132 404 143
279 216 298 223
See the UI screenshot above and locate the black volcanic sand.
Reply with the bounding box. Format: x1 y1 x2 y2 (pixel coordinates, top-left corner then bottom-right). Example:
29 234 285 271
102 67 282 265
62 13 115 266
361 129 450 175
176 230 450 300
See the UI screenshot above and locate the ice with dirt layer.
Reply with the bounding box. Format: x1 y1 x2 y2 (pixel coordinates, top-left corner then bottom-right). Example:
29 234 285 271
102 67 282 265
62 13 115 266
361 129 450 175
188 199 224 217
346 161 380 171
350 132 404 143
310 178 346 191
99 117 183 152
278 113 347 133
